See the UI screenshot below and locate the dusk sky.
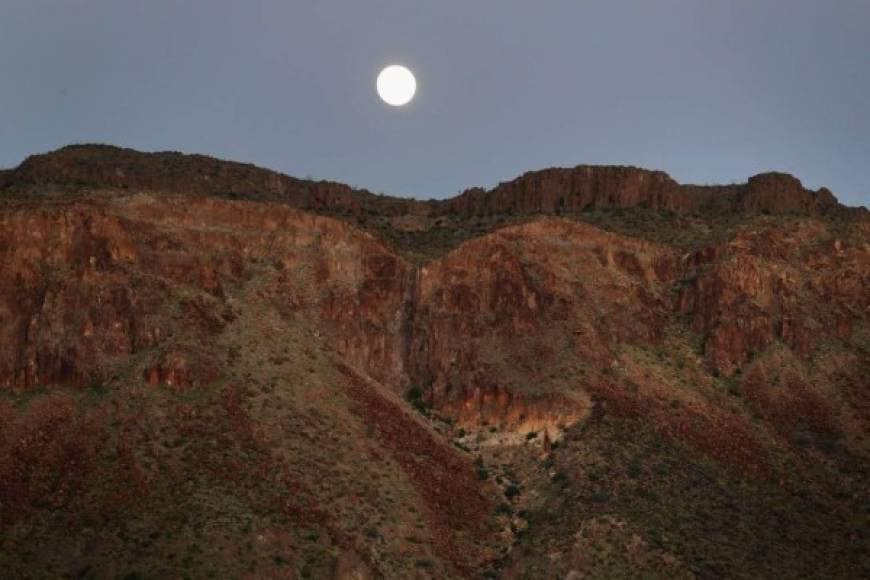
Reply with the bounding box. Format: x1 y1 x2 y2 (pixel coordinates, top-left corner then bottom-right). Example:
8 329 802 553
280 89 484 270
1 0 868 206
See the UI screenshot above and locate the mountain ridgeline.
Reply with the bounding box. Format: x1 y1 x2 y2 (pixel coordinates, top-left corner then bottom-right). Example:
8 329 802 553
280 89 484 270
1 144 861 218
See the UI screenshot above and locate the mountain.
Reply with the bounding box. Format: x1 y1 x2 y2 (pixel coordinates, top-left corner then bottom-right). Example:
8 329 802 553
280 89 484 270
0 145 855 217
1 145 868 579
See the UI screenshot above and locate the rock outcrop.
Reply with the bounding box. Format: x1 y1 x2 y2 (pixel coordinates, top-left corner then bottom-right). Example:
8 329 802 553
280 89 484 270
443 166 688 215
444 167 855 218
406 219 679 433
0 195 413 391
739 172 839 214
678 220 870 376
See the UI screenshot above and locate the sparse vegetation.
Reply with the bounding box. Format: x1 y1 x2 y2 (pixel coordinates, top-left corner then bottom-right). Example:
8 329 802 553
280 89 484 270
1 146 866 579
405 386 428 414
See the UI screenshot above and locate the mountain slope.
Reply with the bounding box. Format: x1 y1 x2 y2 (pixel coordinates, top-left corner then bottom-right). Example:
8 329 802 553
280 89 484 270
2 145 865 264
0 147 868 579
0 195 499 578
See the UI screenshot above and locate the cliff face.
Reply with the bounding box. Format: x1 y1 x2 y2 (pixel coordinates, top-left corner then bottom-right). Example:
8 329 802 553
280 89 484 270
444 167 853 217
0 195 414 392
443 166 688 215
678 220 870 377
6 192 863 449
407 219 678 434
740 172 840 214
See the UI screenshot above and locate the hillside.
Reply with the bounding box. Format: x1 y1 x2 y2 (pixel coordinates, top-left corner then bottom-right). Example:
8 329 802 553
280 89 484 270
2 145 865 264
0 146 868 579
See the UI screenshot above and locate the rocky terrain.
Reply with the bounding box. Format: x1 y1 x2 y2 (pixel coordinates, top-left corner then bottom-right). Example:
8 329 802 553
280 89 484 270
0 145 868 579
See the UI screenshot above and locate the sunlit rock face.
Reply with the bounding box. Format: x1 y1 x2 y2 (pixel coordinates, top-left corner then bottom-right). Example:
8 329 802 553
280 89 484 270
0 198 675 440
1 190 866 448
406 219 680 433
0 196 412 393
677 220 870 377
437 384 591 440
7 194 861 427
0 207 162 389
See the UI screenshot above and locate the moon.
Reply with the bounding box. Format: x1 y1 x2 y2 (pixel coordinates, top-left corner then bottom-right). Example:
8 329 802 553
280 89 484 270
377 65 416 106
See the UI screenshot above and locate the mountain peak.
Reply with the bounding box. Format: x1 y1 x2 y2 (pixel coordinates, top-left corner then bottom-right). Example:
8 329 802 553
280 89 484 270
741 171 840 213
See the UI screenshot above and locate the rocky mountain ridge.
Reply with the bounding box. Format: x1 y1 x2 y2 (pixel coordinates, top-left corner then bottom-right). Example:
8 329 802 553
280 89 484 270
2 145 864 220
0 146 868 579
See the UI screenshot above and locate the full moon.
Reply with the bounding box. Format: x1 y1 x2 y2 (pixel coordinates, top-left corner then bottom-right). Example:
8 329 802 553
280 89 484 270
377 65 416 106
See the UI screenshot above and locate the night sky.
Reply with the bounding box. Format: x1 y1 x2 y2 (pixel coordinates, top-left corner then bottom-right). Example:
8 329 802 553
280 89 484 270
1 0 868 206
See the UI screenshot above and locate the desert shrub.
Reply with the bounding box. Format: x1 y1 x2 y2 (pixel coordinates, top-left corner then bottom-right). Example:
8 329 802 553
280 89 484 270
273 555 287 566
405 387 427 414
